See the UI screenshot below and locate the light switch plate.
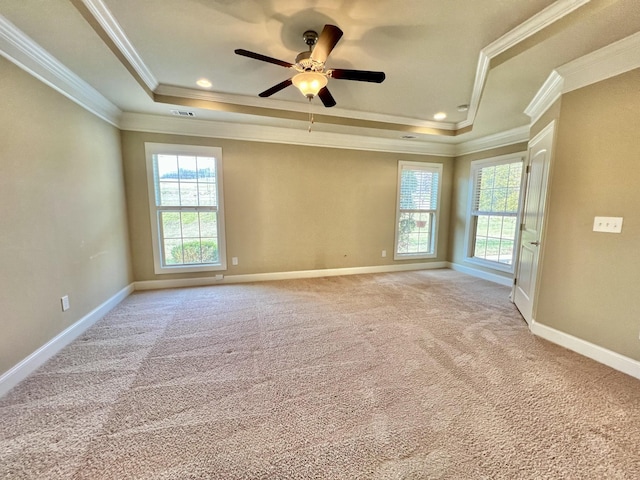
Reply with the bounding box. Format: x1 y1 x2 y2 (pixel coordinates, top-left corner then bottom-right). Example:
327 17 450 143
593 216 623 233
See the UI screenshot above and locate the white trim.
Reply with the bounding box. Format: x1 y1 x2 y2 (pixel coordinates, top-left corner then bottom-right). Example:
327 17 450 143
394 161 443 261
447 262 513 287
0 284 134 398
456 0 590 130
120 113 533 158
455 126 530 156
524 71 564 125
80 0 158 91
558 31 640 93
463 152 526 274
121 112 458 157
531 320 640 381
155 85 456 132
526 32 640 123
483 0 590 59
2 0 586 140
0 14 121 126
144 143 228 274
456 51 490 130
133 262 449 290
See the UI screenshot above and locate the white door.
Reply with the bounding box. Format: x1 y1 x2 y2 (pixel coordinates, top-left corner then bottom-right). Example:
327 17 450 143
513 121 555 324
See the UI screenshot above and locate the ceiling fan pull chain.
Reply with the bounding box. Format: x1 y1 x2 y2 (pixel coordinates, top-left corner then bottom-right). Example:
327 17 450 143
308 97 313 133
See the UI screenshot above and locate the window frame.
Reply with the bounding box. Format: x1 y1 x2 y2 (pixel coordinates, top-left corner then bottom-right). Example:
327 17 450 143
464 153 526 273
145 142 227 274
394 161 443 260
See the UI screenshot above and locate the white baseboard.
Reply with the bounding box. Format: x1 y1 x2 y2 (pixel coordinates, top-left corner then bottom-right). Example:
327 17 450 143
531 320 640 380
447 262 513 286
0 283 134 398
134 262 450 290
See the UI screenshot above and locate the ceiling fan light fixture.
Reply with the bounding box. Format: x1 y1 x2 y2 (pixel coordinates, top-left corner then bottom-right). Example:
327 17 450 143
292 72 328 98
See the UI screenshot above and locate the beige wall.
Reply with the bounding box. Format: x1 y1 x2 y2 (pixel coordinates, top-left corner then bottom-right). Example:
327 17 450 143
0 58 132 376
448 143 529 278
121 132 453 281
535 68 640 361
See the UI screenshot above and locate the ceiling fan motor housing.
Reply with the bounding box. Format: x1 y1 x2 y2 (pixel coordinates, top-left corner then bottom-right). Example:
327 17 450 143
295 50 321 71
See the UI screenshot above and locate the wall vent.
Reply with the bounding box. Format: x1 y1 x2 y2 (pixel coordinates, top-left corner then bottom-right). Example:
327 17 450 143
170 109 195 117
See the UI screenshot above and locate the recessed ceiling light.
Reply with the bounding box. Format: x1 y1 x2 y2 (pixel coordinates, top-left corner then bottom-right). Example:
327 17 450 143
196 78 212 88
434 112 447 121
457 104 469 112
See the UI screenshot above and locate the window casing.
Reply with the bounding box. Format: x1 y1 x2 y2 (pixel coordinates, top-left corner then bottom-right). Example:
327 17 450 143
394 161 442 260
145 143 226 274
465 154 524 272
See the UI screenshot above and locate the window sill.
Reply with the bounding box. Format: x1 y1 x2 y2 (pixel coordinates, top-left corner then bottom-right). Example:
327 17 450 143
153 263 227 275
394 253 437 261
464 257 514 274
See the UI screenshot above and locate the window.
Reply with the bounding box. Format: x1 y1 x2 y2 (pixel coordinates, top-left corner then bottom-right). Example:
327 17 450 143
145 143 226 274
394 161 442 259
466 154 524 271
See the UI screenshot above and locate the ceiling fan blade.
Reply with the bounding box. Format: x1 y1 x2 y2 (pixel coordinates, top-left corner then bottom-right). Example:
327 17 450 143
258 78 293 97
318 87 336 108
235 49 293 68
310 24 343 63
330 69 386 83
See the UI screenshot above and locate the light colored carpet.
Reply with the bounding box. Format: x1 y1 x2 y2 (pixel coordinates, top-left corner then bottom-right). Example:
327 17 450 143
1 270 638 479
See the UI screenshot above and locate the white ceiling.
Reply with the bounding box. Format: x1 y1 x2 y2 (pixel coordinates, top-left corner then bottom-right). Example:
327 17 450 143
1 0 639 148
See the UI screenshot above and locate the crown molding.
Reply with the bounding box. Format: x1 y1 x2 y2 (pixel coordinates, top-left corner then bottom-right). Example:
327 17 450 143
483 0 590 59
0 11 530 157
558 31 640 93
455 0 590 130
9 2 620 158
77 0 588 135
526 31 640 123
154 84 457 132
456 51 490 130
455 125 530 156
120 112 458 156
75 1 453 133
524 71 564 125
77 0 158 92
0 14 121 126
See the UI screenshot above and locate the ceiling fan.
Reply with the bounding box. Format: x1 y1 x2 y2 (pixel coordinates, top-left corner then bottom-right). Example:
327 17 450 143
235 24 385 108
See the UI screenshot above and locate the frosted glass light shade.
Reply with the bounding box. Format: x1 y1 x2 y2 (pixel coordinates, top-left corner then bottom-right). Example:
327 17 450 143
292 72 328 98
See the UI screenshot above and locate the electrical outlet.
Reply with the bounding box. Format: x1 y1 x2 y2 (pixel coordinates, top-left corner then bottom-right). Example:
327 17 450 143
61 295 70 312
593 216 623 233
381 250 387 258
232 257 238 266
